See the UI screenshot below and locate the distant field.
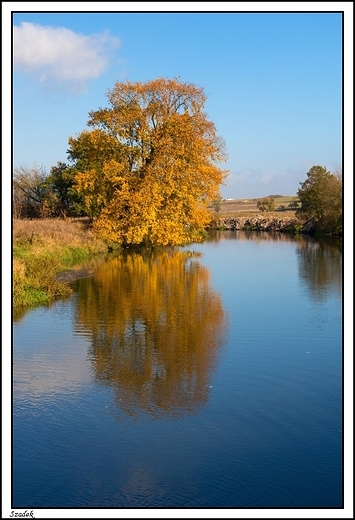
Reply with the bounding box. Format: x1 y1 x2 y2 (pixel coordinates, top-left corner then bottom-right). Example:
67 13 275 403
210 195 298 214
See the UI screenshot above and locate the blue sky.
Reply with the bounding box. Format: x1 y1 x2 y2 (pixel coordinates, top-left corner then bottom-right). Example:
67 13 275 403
8 6 346 200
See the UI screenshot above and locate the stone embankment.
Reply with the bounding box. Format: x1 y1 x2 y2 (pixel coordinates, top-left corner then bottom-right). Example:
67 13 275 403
208 215 314 233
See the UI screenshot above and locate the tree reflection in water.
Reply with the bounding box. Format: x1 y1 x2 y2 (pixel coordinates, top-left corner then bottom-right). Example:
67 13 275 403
74 248 227 417
296 237 342 302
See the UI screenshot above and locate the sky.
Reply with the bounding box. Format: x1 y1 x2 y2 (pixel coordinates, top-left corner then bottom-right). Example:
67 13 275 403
6 3 349 199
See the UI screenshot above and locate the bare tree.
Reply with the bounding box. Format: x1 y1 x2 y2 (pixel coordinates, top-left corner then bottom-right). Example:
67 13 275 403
13 164 47 218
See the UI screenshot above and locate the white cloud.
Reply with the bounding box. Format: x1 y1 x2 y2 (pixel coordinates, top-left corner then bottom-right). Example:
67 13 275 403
13 22 120 93
259 172 276 185
226 172 248 185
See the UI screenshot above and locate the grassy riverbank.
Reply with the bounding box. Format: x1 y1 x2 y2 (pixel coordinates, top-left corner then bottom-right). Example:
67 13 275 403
12 207 297 309
13 218 109 309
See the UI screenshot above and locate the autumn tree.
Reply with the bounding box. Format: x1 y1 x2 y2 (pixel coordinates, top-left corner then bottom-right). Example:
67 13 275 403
67 129 124 220
257 197 275 212
68 78 228 245
297 165 342 234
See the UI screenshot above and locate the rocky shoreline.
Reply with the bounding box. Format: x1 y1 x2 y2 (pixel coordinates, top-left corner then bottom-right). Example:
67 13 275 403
207 215 315 233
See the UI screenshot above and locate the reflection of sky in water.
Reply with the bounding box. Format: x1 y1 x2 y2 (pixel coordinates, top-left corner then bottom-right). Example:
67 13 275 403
13 302 92 400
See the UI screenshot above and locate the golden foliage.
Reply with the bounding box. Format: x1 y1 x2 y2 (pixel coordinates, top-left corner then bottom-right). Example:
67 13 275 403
69 78 228 244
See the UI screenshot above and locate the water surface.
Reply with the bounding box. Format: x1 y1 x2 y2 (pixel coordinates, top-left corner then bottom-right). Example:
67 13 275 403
13 231 342 508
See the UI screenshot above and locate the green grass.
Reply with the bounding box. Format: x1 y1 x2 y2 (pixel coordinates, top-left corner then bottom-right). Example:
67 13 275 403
13 218 110 309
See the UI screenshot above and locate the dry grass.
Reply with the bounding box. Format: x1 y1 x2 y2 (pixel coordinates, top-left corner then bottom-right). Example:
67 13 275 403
13 218 109 308
13 218 103 250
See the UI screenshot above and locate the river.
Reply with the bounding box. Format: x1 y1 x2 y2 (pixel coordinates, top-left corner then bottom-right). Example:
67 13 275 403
12 230 343 509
